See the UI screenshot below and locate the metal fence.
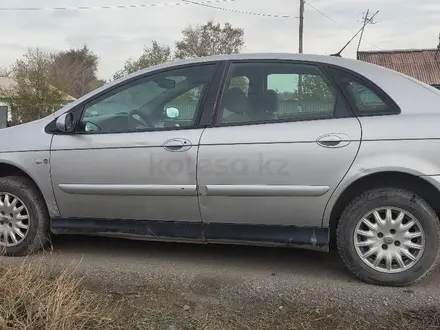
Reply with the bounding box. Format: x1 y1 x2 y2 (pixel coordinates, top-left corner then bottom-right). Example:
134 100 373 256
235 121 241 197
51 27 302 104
166 103 198 119
169 100 334 120
277 100 333 115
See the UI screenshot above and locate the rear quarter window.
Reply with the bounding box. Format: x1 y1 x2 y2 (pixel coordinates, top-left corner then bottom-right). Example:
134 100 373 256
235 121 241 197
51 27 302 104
327 66 400 116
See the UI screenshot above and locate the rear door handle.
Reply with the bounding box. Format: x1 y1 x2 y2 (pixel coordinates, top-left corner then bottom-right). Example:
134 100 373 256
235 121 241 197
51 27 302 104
162 138 192 152
316 133 351 148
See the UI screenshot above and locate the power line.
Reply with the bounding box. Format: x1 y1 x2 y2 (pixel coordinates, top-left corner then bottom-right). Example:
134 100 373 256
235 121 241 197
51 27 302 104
182 0 298 18
372 31 434 38
305 1 347 31
305 1 382 51
0 0 233 11
0 0 299 19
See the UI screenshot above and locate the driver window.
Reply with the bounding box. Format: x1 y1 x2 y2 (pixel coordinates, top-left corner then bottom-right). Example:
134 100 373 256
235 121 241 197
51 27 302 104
78 64 216 133
163 85 205 127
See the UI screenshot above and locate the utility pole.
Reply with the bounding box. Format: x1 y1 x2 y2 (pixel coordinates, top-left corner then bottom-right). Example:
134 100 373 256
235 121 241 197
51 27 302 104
332 10 379 57
299 0 305 53
436 33 440 60
437 32 440 51
356 9 369 54
357 9 377 55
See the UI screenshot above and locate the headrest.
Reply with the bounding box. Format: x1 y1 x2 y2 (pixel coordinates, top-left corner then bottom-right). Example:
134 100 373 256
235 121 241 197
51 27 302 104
260 89 279 113
222 87 250 114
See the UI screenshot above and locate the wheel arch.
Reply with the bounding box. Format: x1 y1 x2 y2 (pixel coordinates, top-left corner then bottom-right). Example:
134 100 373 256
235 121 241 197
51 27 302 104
0 161 45 195
0 161 55 217
327 171 440 248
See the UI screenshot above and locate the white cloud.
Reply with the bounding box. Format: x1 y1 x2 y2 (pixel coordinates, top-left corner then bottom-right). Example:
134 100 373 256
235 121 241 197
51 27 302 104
0 0 439 80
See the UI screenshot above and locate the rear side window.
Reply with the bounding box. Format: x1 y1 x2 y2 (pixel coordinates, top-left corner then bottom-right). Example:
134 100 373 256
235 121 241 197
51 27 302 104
217 62 338 125
267 72 336 116
327 66 399 116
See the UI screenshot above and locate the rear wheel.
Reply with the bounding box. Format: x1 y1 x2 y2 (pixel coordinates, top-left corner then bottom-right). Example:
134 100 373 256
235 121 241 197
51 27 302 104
0 176 50 256
337 187 440 286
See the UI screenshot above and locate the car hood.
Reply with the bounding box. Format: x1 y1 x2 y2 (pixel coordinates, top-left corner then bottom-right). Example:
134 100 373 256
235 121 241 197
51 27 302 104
0 116 54 153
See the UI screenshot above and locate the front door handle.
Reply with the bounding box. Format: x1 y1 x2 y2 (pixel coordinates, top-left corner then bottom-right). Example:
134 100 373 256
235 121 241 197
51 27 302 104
162 138 192 152
316 133 351 148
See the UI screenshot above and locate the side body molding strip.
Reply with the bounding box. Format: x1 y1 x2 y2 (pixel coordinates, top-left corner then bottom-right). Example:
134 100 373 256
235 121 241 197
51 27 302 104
58 184 197 196
203 185 330 197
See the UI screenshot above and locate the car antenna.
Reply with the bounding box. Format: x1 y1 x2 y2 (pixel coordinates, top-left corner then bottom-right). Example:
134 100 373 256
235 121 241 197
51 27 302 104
330 10 379 57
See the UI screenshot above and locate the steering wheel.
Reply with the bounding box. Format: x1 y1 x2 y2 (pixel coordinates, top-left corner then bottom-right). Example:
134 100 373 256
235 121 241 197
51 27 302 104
128 109 154 129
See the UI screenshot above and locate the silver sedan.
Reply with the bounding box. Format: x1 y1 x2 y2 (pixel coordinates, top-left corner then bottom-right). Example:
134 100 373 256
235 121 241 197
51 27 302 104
1 53 440 287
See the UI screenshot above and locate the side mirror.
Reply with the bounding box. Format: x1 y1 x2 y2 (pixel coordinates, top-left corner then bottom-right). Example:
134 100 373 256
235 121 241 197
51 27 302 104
165 107 180 119
56 113 75 132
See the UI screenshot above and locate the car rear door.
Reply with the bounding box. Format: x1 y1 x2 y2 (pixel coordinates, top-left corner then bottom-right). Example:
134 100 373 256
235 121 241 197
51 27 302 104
197 60 362 248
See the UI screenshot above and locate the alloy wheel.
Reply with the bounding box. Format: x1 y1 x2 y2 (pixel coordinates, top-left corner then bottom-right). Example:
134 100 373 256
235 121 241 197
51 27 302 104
0 193 30 247
354 207 425 273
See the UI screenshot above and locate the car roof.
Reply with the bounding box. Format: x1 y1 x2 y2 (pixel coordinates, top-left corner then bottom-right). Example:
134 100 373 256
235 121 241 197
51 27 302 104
124 53 362 78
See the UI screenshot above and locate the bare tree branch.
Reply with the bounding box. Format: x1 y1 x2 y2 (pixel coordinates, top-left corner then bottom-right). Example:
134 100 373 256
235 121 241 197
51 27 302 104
175 20 244 59
113 41 172 80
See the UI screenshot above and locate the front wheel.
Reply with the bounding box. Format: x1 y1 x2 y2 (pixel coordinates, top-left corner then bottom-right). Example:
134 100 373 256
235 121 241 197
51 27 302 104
0 176 50 256
337 187 440 286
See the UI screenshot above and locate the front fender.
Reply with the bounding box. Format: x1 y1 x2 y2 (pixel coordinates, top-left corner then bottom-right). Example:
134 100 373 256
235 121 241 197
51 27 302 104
0 152 60 218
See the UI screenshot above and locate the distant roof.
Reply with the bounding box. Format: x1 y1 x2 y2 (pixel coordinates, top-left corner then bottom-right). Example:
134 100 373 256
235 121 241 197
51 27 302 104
0 76 76 101
358 49 440 86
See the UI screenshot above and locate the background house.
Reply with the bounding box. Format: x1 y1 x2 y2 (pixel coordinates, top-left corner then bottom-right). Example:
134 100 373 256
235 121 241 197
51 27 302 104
357 49 440 90
0 77 17 128
0 76 76 128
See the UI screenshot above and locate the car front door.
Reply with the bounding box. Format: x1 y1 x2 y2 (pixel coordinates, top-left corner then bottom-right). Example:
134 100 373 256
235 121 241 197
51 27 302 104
50 63 220 238
197 61 362 248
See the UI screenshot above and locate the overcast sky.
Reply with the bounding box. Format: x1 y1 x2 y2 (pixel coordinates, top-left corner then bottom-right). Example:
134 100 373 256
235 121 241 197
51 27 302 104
0 0 439 80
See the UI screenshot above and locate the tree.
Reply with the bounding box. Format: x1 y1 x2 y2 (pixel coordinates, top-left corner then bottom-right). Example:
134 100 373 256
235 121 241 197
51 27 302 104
50 45 102 98
1 48 66 125
113 41 172 80
277 91 295 101
298 75 334 101
0 67 10 77
175 20 244 59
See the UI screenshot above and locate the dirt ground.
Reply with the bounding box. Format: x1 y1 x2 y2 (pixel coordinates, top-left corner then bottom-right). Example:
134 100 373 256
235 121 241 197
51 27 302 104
3 235 440 329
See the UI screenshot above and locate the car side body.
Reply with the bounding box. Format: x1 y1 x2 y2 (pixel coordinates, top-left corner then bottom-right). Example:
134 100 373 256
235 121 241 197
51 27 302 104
1 53 440 285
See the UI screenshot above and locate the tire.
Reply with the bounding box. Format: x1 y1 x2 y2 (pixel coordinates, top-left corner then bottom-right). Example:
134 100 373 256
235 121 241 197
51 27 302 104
337 187 440 286
0 176 50 256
